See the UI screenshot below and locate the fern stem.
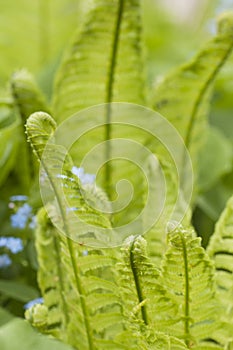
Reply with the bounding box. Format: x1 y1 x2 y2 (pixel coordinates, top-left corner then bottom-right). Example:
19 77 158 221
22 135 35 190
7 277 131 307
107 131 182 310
40 158 95 349
130 237 148 325
104 0 124 196
66 238 94 350
53 235 70 327
180 233 190 347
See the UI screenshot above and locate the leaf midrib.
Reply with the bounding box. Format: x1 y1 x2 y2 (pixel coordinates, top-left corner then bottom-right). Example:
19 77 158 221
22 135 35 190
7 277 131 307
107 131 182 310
104 0 124 194
185 37 233 151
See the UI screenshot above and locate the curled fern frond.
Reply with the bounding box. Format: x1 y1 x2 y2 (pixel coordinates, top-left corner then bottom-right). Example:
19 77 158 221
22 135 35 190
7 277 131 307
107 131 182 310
31 208 69 341
161 225 219 348
26 111 127 349
116 234 189 350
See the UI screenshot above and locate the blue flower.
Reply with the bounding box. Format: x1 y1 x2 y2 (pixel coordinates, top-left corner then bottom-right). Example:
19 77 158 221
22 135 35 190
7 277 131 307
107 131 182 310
72 166 96 185
10 195 28 202
0 254 12 268
29 216 37 229
0 237 23 254
10 203 32 229
66 207 79 213
24 297 44 310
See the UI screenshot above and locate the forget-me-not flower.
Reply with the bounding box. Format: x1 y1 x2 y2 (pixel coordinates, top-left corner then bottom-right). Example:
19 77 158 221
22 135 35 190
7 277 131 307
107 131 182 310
10 203 35 229
72 166 96 185
0 237 23 254
0 254 12 268
24 297 44 310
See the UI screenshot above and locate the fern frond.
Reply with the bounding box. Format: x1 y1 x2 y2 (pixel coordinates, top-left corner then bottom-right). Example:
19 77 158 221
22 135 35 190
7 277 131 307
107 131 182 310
144 154 191 266
118 235 178 328
207 195 233 345
115 329 189 349
53 0 144 122
152 12 233 181
161 225 219 348
31 207 69 341
0 103 21 187
26 111 126 349
116 234 189 350
10 69 50 189
52 0 145 207
10 69 49 123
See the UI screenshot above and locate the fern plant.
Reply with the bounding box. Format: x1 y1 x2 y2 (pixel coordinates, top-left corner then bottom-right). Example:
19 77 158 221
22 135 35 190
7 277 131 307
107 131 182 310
24 110 233 350
1 1 233 350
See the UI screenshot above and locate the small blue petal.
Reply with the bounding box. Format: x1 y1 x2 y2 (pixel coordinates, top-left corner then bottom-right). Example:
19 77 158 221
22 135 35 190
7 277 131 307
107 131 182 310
10 214 27 229
24 297 44 310
10 203 33 229
81 174 96 185
0 254 12 268
72 166 96 185
0 237 23 254
29 216 37 229
72 166 84 178
66 207 79 213
56 174 68 179
10 195 28 202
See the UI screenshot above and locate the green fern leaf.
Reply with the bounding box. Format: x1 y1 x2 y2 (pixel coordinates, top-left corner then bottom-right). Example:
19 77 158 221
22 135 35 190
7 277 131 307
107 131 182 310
10 69 50 190
144 154 191 266
116 234 189 350
152 12 233 182
53 0 144 122
207 195 233 345
118 234 178 329
161 225 219 348
26 111 127 349
0 103 21 187
10 69 49 123
31 207 69 341
52 0 145 209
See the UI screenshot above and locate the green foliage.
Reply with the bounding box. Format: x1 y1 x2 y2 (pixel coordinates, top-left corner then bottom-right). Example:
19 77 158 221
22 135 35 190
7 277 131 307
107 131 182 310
0 318 74 350
207 195 233 344
152 12 233 184
0 103 21 187
161 226 218 348
1 1 233 349
53 0 144 122
0 280 39 303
